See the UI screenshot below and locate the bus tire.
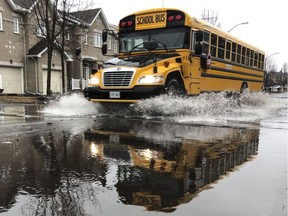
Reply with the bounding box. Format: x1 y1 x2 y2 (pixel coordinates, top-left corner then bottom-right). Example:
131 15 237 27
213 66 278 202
240 82 248 93
164 75 185 96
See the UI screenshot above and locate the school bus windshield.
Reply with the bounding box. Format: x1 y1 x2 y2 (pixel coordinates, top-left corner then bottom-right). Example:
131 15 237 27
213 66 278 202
119 26 190 53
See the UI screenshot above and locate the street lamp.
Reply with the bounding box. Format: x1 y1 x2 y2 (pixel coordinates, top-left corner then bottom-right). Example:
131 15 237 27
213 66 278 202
264 52 279 89
228 22 249 33
264 52 279 71
266 52 279 60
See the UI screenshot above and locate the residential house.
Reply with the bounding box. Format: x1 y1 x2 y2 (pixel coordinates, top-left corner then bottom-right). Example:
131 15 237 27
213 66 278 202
68 8 117 90
0 0 117 95
0 0 27 94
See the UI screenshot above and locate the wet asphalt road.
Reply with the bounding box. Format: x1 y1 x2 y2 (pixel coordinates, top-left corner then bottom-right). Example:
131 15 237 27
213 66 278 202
0 93 287 216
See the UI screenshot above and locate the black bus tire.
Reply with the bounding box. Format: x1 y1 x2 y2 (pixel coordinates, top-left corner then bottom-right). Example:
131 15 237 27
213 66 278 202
164 76 185 95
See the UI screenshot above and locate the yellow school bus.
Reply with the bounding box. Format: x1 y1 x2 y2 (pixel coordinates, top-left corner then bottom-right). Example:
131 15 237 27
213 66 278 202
84 8 265 103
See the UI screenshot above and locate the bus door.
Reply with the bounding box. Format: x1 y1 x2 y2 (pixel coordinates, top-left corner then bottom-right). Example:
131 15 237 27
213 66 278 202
186 30 201 95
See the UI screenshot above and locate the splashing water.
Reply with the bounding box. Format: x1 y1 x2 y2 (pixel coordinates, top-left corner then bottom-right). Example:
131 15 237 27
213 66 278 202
42 93 100 117
132 91 287 125
42 91 287 126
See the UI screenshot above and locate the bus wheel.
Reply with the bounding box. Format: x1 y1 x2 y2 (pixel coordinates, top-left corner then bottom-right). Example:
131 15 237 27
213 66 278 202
240 82 248 93
164 76 185 96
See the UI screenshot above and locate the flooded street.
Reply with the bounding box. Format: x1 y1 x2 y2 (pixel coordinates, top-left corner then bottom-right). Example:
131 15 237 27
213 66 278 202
0 92 287 216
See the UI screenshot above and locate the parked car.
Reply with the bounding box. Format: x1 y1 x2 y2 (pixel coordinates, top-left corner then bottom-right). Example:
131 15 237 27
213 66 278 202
269 85 282 93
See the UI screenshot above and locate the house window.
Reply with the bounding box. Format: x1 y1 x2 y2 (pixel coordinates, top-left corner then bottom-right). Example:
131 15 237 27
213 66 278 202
83 31 88 44
65 31 70 40
94 32 102 47
13 17 19 33
108 37 112 50
37 21 46 37
114 40 118 54
0 11 3 31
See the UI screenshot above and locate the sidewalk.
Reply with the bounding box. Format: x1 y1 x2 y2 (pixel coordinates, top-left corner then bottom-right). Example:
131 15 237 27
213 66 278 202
0 95 46 104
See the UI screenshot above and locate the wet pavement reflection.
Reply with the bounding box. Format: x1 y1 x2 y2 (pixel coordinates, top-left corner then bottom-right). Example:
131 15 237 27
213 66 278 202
0 116 260 215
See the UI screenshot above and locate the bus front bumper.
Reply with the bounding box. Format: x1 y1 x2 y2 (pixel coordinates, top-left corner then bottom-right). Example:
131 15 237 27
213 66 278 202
83 86 165 103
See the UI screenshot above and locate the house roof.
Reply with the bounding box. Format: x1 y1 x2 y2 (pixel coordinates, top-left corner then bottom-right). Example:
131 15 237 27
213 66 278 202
26 39 73 61
70 8 101 25
7 0 37 11
69 8 111 29
12 0 35 9
26 40 47 57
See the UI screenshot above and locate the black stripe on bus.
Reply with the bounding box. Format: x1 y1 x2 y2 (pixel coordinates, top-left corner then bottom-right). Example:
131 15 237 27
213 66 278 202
211 66 264 78
211 57 264 73
201 73 263 83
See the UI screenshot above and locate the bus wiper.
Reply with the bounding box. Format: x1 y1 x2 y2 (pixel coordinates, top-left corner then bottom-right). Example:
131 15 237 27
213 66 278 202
152 39 172 52
129 42 145 55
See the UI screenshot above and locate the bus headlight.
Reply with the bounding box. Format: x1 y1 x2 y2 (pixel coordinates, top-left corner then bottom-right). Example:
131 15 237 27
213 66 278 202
90 77 100 85
138 75 164 84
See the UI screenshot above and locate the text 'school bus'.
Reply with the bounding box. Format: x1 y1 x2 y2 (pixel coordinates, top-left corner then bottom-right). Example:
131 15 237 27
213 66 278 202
84 8 265 103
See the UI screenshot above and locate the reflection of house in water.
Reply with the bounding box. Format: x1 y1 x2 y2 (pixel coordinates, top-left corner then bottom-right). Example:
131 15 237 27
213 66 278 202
85 117 260 212
0 120 107 214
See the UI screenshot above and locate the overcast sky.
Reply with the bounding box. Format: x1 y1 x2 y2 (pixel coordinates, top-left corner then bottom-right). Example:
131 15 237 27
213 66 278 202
93 0 287 70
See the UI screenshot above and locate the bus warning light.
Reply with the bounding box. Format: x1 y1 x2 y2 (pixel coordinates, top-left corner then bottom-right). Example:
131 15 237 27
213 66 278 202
168 16 174 22
176 15 182 21
127 21 133 26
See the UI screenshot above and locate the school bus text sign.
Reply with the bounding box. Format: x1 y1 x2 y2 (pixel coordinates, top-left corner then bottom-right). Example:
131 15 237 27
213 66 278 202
135 13 166 30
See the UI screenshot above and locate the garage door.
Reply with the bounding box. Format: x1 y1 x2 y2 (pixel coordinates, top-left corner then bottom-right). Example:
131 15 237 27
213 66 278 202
0 67 23 94
43 70 62 95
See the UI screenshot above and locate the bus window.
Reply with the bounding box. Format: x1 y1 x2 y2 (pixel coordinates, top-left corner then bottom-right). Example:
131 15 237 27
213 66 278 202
246 48 250 66
237 44 242 63
210 33 217 57
218 36 225 59
250 50 254 67
191 30 196 51
232 42 236 62
259 54 264 70
241 46 246 65
226 40 232 60
203 30 210 55
254 52 258 67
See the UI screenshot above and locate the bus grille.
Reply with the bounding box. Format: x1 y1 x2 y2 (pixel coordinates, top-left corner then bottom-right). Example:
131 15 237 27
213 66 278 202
103 71 134 87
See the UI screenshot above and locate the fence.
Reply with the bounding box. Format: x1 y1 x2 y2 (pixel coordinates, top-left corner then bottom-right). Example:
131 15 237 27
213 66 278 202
71 78 89 90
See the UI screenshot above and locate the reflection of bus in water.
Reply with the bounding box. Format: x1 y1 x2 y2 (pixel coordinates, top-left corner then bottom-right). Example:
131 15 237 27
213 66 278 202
85 118 259 212
84 8 265 103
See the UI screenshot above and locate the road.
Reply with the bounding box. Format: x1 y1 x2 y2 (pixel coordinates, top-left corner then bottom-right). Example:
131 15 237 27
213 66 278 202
0 91 287 216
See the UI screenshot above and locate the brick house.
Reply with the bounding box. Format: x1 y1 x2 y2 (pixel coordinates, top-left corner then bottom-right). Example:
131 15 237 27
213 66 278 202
0 0 116 95
68 8 117 91
0 0 26 94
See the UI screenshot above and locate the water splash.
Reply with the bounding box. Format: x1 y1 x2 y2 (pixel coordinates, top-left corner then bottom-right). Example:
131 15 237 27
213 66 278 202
132 91 287 125
41 91 287 126
42 93 100 117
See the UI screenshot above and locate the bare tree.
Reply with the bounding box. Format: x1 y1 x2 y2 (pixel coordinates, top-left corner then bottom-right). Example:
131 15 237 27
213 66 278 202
200 8 221 28
282 62 288 73
265 56 278 73
21 0 60 95
54 0 95 94
21 0 94 95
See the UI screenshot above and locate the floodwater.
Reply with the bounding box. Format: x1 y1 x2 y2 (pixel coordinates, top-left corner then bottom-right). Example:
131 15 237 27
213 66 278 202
0 91 287 216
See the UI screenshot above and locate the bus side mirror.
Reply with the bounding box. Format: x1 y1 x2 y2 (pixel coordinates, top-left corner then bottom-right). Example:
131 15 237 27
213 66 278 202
195 43 202 55
196 31 203 42
102 44 107 55
102 30 108 43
